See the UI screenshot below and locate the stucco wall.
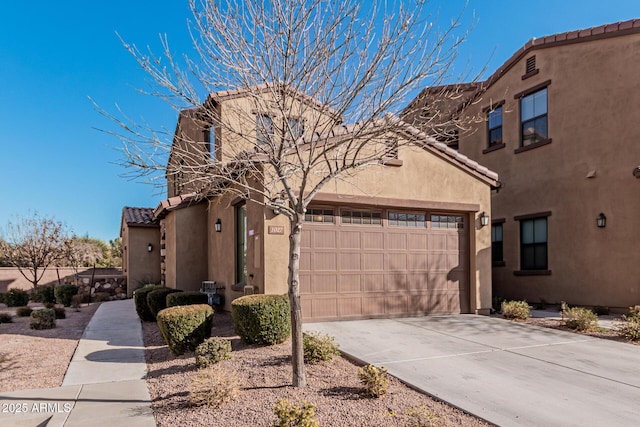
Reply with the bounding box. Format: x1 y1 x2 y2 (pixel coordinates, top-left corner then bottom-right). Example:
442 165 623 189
458 33 640 308
124 226 161 296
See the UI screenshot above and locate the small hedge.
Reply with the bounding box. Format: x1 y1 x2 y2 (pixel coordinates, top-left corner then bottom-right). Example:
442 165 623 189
501 300 531 320
562 306 598 331
55 284 79 307
231 294 291 345
30 308 56 330
148 288 183 320
167 291 209 308
53 307 66 319
16 306 33 317
196 337 232 368
29 286 56 304
303 332 340 364
133 284 163 321
157 304 214 356
4 289 30 307
0 313 12 323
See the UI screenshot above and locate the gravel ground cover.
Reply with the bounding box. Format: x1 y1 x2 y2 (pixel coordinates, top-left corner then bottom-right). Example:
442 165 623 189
0 302 100 393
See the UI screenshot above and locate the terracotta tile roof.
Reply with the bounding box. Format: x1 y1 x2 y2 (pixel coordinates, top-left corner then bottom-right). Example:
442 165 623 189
122 207 159 227
153 192 203 220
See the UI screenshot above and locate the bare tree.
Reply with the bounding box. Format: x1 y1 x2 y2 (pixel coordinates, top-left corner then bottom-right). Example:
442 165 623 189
0 213 70 288
100 0 472 387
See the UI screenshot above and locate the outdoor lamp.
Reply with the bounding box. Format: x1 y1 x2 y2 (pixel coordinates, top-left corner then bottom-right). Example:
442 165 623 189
147 243 153 252
480 212 490 227
597 213 606 228
215 218 222 232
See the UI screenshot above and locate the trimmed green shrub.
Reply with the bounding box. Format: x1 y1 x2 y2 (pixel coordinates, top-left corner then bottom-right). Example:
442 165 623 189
189 366 239 408
195 337 232 368
29 286 56 304
0 313 12 323
501 300 531 320
358 364 389 398
157 304 214 356
167 291 209 308
53 307 66 319
16 306 33 317
30 308 56 330
5 289 30 307
0 293 5 304
54 284 78 307
133 284 163 321
562 306 598 331
273 399 318 427
93 292 111 302
231 294 291 345
303 332 340 364
148 288 183 320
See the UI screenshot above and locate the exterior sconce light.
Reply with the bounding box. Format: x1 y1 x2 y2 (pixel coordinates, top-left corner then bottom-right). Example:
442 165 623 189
272 191 287 215
596 213 606 228
147 243 153 253
480 212 490 227
215 218 222 233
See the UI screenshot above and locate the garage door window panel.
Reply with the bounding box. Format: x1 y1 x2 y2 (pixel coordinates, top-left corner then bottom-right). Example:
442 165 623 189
305 209 334 223
341 210 382 225
389 212 426 227
431 215 464 229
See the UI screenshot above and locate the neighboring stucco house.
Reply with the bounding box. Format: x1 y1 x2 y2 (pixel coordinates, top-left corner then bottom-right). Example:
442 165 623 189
120 207 161 297
128 85 499 321
405 19 640 310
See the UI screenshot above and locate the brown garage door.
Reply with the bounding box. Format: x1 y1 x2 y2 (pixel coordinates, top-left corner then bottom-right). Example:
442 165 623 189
300 208 469 321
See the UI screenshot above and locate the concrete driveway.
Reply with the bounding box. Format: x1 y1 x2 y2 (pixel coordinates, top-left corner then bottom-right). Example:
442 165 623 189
305 315 640 427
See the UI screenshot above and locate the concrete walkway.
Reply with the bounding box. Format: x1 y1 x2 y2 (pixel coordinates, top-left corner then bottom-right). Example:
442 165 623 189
0 299 155 427
306 315 640 427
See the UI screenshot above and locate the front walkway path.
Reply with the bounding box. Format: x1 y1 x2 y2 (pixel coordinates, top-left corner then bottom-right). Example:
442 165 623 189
0 299 155 427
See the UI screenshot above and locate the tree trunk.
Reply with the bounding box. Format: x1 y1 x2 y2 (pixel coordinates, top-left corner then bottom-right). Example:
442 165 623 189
288 218 306 387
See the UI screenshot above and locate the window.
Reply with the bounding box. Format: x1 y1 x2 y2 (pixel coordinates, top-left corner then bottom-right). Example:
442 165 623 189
205 125 215 160
288 118 304 140
342 210 382 225
487 106 503 147
521 88 548 147
520 217 547 270
431 215 464 229
236 203 247 284
304 208 334 223
256 114 274 144
491 223 504 263
389 212 425 227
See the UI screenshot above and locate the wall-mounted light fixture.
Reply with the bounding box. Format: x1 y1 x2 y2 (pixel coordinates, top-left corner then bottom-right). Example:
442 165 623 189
147 243 153 253
480 212 490 227
215 218 222 233
596 213 606 228
272 191 287 215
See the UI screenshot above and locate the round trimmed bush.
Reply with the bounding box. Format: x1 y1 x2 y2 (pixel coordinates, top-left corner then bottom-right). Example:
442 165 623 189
5 289 30 307
157 304 214 356
231 294 291 345
167 291 209 308
147 288 183 320
29 286 56 304
133 284 163 321
16 306 33 317
196 337 232 368
30 308 56 330
55 284 79 307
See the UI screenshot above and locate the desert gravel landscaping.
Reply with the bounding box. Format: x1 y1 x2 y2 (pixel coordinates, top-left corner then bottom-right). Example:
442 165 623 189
0 302 100 393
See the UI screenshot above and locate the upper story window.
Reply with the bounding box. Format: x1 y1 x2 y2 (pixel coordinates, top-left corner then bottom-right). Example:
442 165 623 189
520 88 548 147
342 210 382 225
256 114 274 144
205 125 215 160
487 106 503 147
288 118 304 140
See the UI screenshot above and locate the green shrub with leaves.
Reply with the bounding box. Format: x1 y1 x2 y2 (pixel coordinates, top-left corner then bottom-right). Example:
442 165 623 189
358 364 389 398
133 284 163 321
501 300 531 320
147 288 183 320
189 366 239 408
231 294 291 345
157 304 214 356
618 316 640 341
16 306 33 317
303 332 340 364
627 305 640 321
273 399 318 427
561 306 598 331
30 308 56 330
0 293 5 304
93 292 111 302
4 289 30 307
53 307 66 319
196 337 232 368
29 286 56 304
406 406 441 427
167 291 209 308
0 312 12 323
54 284 78 307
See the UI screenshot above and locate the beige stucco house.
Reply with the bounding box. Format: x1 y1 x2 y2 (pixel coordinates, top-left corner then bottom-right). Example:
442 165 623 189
125 85 499 321
120 207 161 297
406 19 640 310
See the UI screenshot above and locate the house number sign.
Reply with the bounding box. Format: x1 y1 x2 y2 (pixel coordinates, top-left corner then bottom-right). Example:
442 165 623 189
268 226 285 235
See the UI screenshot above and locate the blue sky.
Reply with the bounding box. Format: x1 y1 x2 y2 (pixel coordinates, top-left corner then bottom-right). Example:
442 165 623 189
0 1 638 242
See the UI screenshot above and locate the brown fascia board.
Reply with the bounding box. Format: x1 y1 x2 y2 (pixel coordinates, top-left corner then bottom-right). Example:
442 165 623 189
205 83 343 123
